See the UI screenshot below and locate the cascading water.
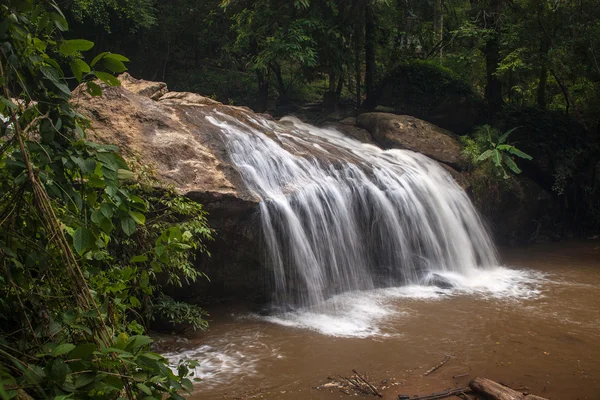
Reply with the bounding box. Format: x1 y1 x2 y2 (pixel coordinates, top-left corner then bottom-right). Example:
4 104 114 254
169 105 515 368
207 112 498 309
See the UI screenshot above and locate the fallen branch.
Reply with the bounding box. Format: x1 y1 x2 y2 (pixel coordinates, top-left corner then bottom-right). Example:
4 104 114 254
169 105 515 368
353 369 383 397
424 355 451 376
469 377 549 400
453 373 470 379
398 386 471 400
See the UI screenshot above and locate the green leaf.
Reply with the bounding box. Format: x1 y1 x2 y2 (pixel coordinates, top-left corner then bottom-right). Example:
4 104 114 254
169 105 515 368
129 296 141 308
100 203 114 219
95 72 120 87
51 343 76 357
503 153 522 174
130 255 148 263
492 150 502 167
0 97 17 111
127 335 153 352
104 53 130 62
40 66 71 96
69 343 96 359
59 39 94 56
102 57 128 74
129 211 146 225
476 149 494 161
73 227 92 255
121 217 136 236
508 147 533 160
91 52 109 67
136 383 152 396
50 359 70 385
87 81 102 96
97 153 119 171
50 12 69 31
70 155 95 173
74 374 95 389
498 126 520 144
117 169 135 180
70 59 91 82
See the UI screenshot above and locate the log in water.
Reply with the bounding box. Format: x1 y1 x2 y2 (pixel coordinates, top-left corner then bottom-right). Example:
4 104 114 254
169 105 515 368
207 114 498 308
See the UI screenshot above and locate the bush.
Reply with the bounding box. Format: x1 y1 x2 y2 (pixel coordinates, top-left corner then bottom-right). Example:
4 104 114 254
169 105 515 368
168 67 259 108
367 59 486 133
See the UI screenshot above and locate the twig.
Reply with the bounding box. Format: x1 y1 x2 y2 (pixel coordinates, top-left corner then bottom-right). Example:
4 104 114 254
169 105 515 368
453 373 470 379
397 387 471 400
352 369 383 397
424 355 451 376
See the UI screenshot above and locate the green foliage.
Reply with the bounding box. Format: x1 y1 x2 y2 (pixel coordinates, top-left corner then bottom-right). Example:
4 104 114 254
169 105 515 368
371 59 483 122
61 0 157 33
168 67 259 108
153 296 209 332
462 125 532 179
0 1 210 398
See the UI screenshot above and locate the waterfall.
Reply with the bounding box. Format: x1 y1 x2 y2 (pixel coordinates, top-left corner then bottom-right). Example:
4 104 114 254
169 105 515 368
207 113 498 309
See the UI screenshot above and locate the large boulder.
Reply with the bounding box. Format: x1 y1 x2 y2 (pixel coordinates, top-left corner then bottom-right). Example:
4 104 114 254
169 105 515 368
467 173 556 245
356 112 463 167
363 60 486 134
72 75 265 303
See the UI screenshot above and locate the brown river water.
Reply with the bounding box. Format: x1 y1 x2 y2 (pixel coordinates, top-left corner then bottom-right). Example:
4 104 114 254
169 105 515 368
161 240 600 400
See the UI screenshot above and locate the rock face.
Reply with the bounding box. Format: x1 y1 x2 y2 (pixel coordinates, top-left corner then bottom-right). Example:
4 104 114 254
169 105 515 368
73 74 265 303
356 112 463 167
478 176 556 246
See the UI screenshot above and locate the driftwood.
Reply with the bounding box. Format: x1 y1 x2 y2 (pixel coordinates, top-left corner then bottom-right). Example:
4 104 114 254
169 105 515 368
423 355 451 376
352 369 383 397
398 387 471 400
469 377 549 400
453 373 470 379
316 371 382 397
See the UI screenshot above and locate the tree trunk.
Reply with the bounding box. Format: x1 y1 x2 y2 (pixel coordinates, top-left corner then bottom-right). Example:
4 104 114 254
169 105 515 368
336 75 344 99
365 0 376 102
484 35 503 114
256 70 269 113
537 39 549 108
354 8 363 115
483 0 503 115
329 72 337 92
162 41 171 82
433 0 444 61
271 62 288 104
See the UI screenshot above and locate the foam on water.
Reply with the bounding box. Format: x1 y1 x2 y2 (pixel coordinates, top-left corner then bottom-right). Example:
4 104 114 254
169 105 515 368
163 267 546 386
261 266 545 338
163 331 281 390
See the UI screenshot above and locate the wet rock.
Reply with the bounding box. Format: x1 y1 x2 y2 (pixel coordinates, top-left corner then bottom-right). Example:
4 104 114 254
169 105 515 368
422 273 454 289
324 122 374 144
256 303 297 316
356 112 463 168
484 176 555 246
72 75 264 303
339 117 357 126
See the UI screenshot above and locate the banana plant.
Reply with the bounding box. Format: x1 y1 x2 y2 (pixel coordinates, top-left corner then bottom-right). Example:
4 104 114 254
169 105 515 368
477 126 533 179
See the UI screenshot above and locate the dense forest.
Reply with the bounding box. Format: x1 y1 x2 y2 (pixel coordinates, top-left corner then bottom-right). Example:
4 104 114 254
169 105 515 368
60 0 600 234
1 0 599 399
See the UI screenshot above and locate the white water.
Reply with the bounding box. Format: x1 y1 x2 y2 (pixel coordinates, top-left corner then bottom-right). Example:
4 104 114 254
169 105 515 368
164 267 545 388
207 113 499 308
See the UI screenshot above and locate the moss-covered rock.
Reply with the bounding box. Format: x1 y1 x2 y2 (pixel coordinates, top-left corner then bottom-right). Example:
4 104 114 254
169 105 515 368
365 59 486 134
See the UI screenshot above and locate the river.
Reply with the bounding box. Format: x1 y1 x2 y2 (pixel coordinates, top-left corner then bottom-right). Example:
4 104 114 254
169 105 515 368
162 240 600 399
